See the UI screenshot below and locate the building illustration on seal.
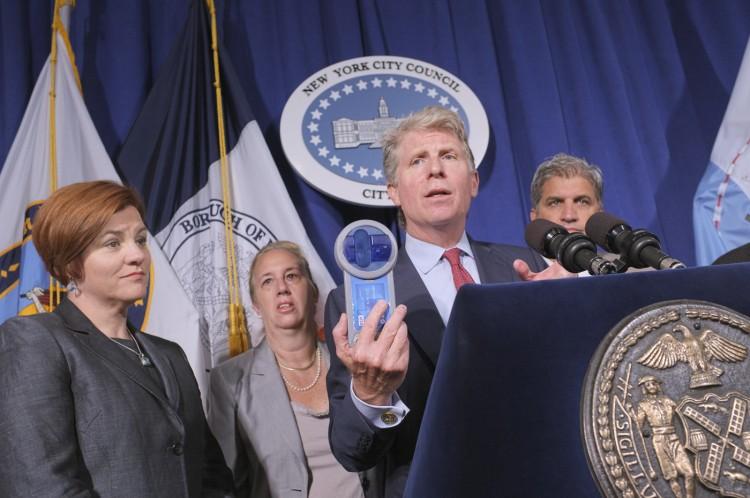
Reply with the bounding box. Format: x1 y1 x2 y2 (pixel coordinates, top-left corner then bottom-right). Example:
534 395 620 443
332 97 403 149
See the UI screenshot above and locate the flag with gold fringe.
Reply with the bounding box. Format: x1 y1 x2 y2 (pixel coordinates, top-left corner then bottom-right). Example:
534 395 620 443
116 0 335 366
0 0 207 392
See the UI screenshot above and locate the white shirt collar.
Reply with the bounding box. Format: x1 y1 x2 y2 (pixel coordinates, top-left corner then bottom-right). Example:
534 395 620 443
405 231 474 275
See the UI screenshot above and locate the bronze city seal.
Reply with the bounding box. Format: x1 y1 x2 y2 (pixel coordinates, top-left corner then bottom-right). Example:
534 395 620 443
582 300 750 498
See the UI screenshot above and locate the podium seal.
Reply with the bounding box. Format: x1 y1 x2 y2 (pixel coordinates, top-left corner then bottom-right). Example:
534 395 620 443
582 300 750 498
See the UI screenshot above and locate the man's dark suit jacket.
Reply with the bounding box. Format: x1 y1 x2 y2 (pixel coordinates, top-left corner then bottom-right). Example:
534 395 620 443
324 240 545 497
0 298 233 497
713 242 750 265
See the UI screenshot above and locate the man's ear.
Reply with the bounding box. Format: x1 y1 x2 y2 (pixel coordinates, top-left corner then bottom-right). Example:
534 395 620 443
470 170 479 198
530 208 538 222
387 183 401 207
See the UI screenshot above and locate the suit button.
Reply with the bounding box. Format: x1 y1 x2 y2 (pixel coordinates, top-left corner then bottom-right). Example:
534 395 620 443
169 441 184 455
357 435 373 452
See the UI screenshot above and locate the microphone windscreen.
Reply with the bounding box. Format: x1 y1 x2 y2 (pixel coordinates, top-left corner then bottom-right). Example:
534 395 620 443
585 211 627 248
525 218 563 254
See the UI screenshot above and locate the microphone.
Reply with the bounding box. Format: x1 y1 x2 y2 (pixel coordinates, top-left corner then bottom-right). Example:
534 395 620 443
525 219 618 275
585 212 686 270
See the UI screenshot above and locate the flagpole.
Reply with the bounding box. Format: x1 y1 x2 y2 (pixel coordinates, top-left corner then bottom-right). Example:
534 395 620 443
48 0 62 308
205 0 249 355
47 0 79 309
49 0 61 196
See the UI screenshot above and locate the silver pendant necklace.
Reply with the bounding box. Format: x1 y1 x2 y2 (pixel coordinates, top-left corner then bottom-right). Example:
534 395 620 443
109 331 153 367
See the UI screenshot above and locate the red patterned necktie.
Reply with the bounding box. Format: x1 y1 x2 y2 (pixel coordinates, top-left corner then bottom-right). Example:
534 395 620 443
443 248 475 289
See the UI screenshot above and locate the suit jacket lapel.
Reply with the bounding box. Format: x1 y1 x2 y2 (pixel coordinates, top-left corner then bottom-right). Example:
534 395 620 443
247 341 306 460
395 252 444 371
55 299 171 407
137 334 182 411
471 239 528 283
398 240 525 370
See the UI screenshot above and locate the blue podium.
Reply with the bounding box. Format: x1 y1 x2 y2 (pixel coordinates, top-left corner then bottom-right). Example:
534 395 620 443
405 263 750 497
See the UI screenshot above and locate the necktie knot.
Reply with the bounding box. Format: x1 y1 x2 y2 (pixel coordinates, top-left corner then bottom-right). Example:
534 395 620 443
443 248 475 289
443 247 463 266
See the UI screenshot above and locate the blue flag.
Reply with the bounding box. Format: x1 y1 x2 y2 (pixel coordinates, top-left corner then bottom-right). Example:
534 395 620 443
694 39 750 265
116 0 334 367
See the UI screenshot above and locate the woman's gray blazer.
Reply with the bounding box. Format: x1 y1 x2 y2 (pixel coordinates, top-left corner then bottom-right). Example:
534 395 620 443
0 298 233 497
208 340 376 498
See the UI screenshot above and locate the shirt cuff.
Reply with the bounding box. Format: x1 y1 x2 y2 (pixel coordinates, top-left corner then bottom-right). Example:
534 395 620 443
350 381 410 429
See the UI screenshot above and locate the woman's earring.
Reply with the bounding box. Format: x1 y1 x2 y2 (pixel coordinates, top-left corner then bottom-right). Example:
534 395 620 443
66 280 81 297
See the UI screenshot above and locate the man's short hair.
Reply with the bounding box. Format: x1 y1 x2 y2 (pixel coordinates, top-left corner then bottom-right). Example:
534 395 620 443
530 153 603 207
381 106 475 185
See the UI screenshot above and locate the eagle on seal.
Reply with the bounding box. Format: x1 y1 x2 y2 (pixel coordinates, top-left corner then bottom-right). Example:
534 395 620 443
637 324 748 388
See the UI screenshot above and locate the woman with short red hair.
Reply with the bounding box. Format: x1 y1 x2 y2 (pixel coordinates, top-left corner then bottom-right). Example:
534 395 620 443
0 180 233 497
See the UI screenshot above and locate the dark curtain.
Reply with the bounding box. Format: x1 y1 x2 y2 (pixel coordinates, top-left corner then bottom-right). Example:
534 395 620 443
2 0 749 279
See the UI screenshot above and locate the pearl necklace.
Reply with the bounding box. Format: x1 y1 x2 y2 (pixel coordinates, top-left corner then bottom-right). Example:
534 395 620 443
278 346 321 392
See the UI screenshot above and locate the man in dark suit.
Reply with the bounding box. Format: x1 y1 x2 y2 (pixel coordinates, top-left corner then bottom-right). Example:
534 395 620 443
324 106 557 497
514 152 604 278
517 153 648 276
528 153 604 234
